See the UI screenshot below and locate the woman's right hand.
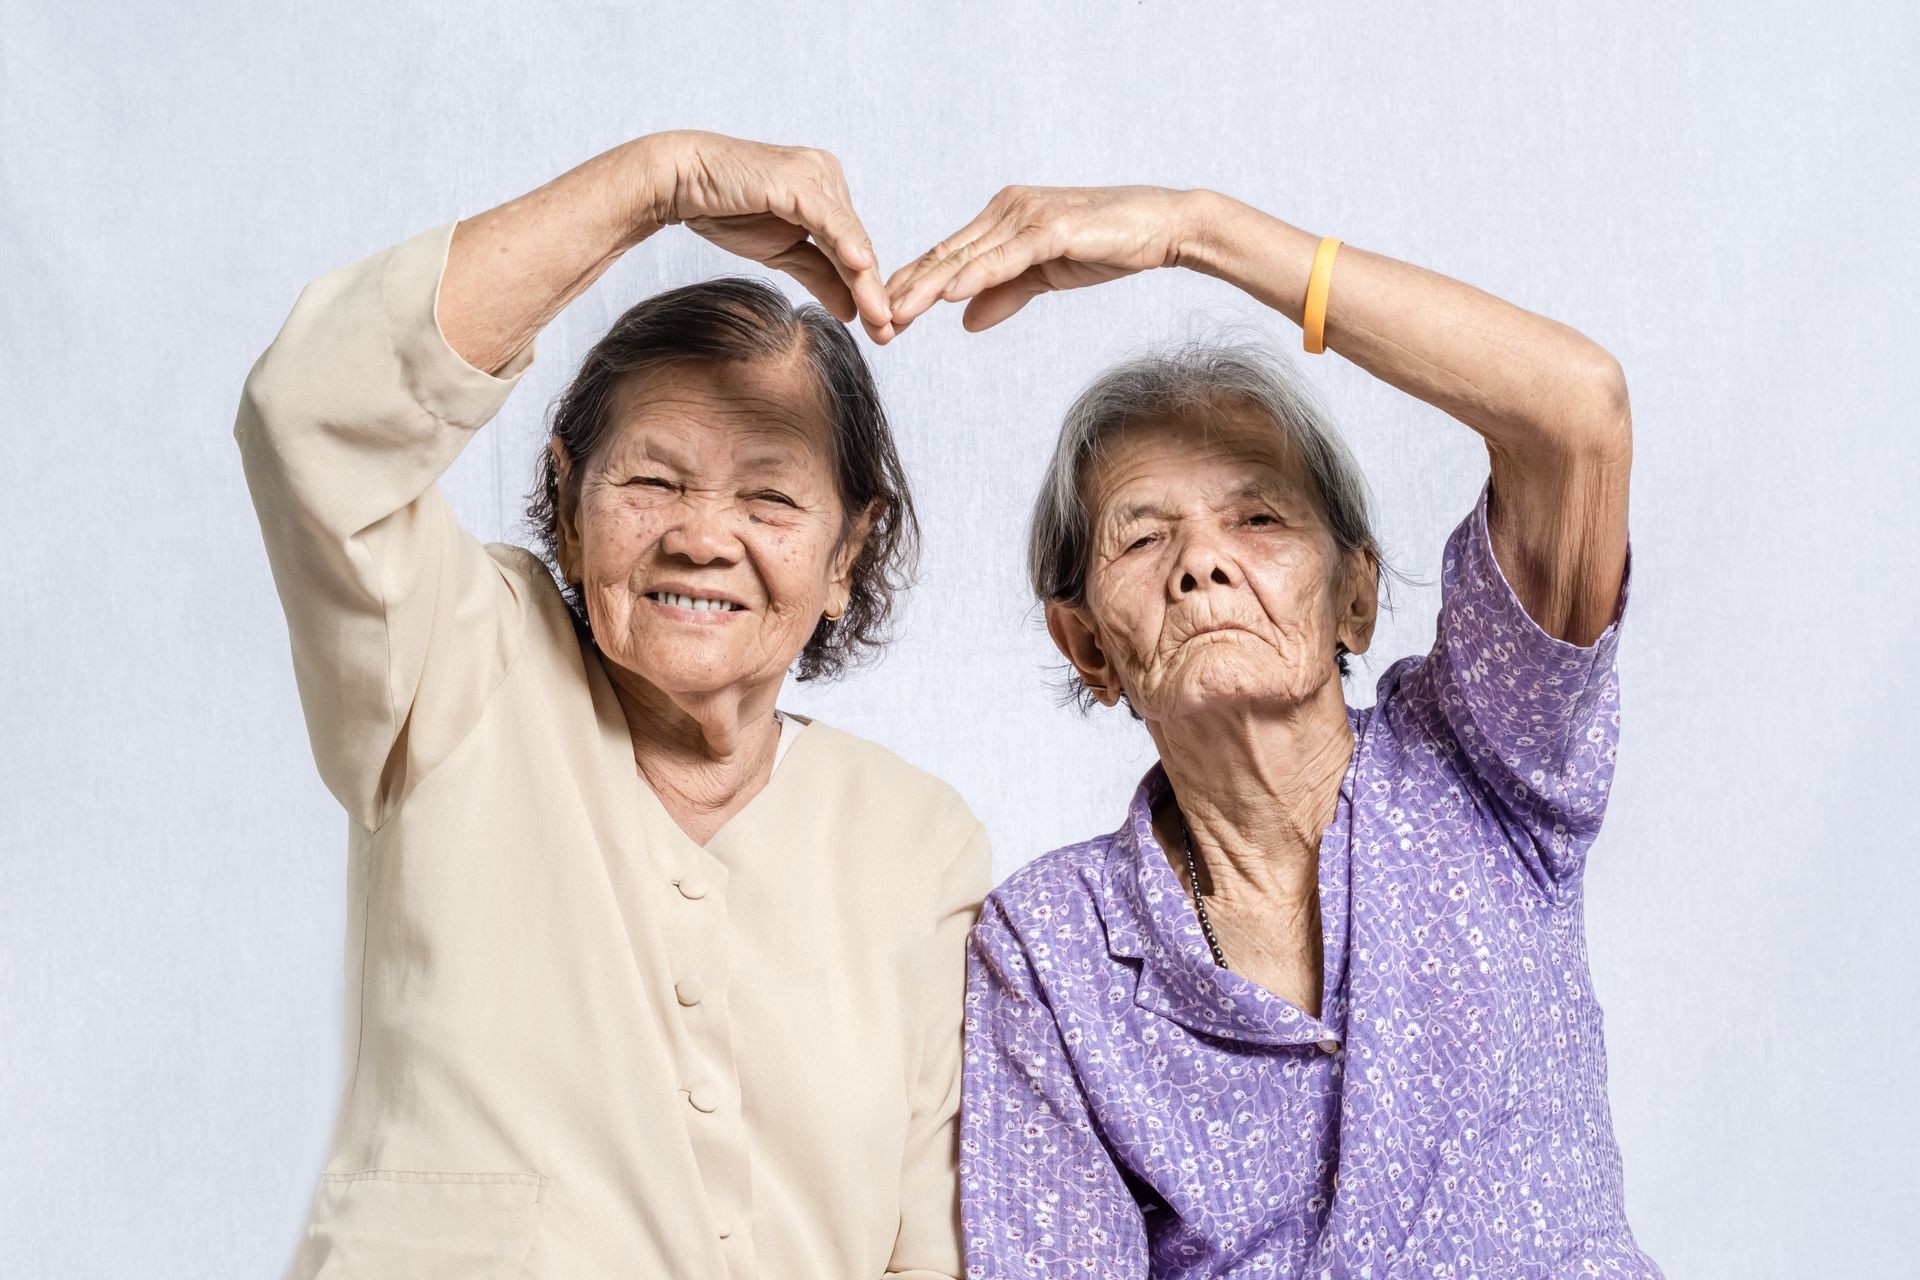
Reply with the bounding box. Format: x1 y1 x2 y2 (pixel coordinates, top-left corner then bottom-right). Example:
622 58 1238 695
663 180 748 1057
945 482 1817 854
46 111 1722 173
635 130 894 343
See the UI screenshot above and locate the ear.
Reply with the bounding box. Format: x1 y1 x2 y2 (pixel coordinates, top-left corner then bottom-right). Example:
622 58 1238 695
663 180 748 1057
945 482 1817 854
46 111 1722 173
1334 546 1381 656
827 499 881 613
548 437 582 583
1045 599 1124 707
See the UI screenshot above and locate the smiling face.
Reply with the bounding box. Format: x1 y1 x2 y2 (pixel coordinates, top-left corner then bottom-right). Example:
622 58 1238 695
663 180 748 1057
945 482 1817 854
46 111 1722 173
1047 402 1378 725
552 353 867 703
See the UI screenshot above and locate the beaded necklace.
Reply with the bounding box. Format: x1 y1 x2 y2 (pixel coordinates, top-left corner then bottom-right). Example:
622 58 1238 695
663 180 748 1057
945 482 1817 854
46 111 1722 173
1178 815 1230 970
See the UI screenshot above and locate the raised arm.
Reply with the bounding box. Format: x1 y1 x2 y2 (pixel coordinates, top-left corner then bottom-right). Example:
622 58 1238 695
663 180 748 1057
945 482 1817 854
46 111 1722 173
441 130 895 374
885 186 1630 647
235 132 891 828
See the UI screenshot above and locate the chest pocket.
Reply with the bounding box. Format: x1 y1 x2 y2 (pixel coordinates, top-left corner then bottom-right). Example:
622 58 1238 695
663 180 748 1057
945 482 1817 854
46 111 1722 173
292 1169 547 1279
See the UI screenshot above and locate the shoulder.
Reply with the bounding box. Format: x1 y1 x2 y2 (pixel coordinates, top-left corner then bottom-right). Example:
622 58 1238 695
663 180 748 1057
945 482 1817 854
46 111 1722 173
484 541 564 606
792 720 972 813
483 541 592 658
980 836 1114 943
784 720 985 859
968 836 1119 1008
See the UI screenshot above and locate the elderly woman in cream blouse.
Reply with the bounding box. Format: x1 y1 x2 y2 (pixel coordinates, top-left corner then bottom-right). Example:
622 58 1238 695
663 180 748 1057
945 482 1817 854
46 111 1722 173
235 130 989 1278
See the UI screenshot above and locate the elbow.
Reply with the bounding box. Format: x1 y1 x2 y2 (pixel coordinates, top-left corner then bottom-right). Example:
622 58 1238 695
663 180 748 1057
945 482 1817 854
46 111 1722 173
1549 343 1632 463
1584 345 1631 429
233 348 274 446
231 349 298 477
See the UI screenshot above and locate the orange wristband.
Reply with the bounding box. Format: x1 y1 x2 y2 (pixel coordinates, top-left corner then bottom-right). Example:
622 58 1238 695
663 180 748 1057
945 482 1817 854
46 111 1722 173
1302 236 1341 354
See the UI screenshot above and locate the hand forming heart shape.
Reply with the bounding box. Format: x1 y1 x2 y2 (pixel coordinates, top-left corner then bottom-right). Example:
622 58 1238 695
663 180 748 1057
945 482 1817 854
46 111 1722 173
644 130 1203 346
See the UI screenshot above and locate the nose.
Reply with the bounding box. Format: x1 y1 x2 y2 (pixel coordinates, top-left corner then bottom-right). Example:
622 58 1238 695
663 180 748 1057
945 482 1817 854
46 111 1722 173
1170 533 1239 596
660 498 743 565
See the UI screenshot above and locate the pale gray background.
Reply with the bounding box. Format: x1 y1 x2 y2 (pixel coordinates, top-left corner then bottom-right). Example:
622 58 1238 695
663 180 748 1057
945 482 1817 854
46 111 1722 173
3 2 1915 1275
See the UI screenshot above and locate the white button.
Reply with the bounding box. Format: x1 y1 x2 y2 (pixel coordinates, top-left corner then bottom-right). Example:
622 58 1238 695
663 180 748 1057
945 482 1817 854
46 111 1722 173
676 875 709 901
717 1224 735 1240
1318 1039 1340 1054
688 1085 721 1114
675 976 706 1007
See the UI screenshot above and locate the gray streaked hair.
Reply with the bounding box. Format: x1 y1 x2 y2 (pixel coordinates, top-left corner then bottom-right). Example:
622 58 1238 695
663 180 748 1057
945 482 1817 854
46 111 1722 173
1027 340 1388 704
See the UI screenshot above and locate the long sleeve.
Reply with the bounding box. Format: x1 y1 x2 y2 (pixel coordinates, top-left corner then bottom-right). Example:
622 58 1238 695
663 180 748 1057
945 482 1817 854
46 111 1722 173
890 820 995 1279
233 220 539 830
959 896 1149 1280
1398 477 1632 898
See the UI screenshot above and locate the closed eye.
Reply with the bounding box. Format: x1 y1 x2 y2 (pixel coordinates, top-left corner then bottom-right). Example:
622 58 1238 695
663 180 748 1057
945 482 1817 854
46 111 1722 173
624 475 675 490
747 490 797 507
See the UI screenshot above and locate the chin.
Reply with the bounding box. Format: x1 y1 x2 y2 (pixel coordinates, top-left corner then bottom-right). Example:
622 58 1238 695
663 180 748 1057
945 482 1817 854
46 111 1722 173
601 636 749 696
1159 654 1313 716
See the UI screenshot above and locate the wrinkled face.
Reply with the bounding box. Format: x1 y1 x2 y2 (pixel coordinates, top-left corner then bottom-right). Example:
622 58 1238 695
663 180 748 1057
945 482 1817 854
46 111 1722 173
555 355 863 701
1053 405 1375 724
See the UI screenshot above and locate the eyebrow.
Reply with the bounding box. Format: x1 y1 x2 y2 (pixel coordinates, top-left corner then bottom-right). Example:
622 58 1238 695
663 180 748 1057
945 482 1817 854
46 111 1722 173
1227 480 1285 504
599 436 811 475
735 452 810 477
1112 501 1175 526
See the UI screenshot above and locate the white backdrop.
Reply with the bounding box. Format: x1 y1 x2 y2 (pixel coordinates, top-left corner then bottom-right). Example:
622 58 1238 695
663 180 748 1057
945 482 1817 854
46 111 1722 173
4 2 1916 1275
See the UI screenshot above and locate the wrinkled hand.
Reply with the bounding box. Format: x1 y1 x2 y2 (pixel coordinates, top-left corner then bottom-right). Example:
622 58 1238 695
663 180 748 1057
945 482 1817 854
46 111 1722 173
885 185 1197 333
645 130 894 342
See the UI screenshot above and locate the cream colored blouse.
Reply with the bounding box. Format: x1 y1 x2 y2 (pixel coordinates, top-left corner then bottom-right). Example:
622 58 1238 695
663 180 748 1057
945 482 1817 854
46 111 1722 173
234 219 992 1280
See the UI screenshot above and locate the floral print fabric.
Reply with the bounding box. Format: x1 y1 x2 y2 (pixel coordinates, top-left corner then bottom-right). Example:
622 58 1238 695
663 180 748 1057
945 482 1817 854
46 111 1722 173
962 480 1662 1279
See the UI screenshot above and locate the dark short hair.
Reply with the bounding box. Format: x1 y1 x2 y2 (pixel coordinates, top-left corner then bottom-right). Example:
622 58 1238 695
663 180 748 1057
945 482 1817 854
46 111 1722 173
527 277 918 682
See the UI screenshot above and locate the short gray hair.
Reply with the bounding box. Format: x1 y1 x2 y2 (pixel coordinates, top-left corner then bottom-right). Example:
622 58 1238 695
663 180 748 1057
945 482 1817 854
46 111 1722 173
1027 340 1387 704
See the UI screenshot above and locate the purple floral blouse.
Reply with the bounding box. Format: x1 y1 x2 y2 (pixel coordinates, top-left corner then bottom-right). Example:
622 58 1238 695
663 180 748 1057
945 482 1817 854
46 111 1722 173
961 480 1662 1279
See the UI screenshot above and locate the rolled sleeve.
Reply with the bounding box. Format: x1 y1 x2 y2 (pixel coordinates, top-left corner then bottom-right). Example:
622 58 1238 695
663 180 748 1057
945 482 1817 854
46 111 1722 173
1427 478 1632 893
386 219 537 425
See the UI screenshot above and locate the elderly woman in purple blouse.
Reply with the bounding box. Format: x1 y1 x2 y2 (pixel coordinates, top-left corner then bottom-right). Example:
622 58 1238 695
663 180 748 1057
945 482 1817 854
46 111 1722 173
886 189 1660 1278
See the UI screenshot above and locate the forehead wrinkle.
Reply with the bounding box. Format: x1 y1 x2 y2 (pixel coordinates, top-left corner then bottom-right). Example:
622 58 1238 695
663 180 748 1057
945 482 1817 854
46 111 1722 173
718 394 825 446
599 378 830 478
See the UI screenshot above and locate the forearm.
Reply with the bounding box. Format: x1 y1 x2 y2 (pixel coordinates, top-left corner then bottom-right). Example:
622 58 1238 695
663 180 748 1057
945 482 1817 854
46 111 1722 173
439 136 669 377
1179 190 1629 458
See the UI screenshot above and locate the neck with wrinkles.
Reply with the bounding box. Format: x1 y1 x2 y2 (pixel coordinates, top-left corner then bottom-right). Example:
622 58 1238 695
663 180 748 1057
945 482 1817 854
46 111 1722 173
1147 676 1353 915
606 663 784 846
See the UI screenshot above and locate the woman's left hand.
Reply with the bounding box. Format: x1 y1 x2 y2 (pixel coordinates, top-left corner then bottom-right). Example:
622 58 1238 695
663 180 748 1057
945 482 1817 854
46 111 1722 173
885 185 1199 332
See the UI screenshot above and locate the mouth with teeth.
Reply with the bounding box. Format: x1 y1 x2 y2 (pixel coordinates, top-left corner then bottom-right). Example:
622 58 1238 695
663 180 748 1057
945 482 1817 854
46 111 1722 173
646 591 745 615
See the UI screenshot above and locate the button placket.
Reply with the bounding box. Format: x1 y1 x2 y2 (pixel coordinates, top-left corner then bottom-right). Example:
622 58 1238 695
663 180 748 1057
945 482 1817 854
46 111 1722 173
661 850 754 1264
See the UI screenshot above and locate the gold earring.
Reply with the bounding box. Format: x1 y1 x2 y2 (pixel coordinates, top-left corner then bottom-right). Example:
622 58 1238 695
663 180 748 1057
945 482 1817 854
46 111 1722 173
823 605 844 622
